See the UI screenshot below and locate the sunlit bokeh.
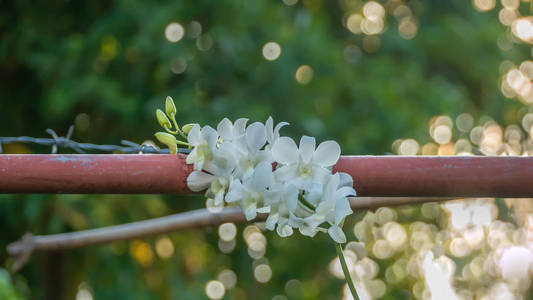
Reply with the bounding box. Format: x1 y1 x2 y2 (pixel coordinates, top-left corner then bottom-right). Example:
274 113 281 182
155 236 174 259
196 34 214 51
205 280 225 300
165 22 185 43
218 222 237 242
295 65 314 85
254 264 272 283
244 225 267 259
130 240 154 267
262 42 281 61
76 284 93 300
188 21 202 38
473 0 496 12
170 57 187 74
217 269 237 289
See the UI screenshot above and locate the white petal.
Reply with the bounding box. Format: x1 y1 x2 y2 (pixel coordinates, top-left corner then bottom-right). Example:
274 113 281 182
321 174 339 203
195 159 205 171
305 183 323 206
233 118 248 136
277 224 293 237
252 161 274 190
304 213 326 229
288 212 305 227
186 148 197 165
214 190 225 206
256 206 270 213
187 124 202 145
217 118 233 140
328 225 347 243
265 213 279 230
299 224 318 237
186 171 214 192
335 186 356 198
202 125 219 147
311 165 331 184
273 121 289 140
299 136 316 164
315 199 335 217
203 160 222 175
265 117 274 143
272 137 299 165
338 172 354 188
263 189 280 205
284 184 299 211
274 165 298 182
225 180 246 203
334 198 353 225
245 122 267 151
256 149 273 165
243 203 257 220
313 140 341 167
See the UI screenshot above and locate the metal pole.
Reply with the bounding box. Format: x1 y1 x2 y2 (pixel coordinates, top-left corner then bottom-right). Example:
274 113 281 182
0 154 532 197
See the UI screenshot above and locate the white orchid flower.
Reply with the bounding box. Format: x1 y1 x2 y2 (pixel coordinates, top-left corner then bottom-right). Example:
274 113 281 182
288 173 355 243
233 122 272 180
187 137 237 203
202 150 236 206
183 116 355 243
265 116 289 149
225 162 275 220
217 118 248 142
272 136 341 189
264 183 298 234
186 124 218 171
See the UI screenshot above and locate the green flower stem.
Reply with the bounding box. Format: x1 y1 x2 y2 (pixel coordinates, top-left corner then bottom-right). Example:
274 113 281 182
298 194 316 211
175 140 190 147
170 115 180 133
163 126 179 135
177 129 188 140
335 243 359 300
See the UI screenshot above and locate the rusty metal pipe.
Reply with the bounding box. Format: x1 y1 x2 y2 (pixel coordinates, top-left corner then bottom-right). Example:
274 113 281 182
0 154 532 197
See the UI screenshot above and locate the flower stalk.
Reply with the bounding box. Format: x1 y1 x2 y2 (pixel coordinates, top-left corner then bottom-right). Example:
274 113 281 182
335 243 359 300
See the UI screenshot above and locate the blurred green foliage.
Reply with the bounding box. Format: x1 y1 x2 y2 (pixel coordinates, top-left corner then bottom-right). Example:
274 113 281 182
0 0 530 299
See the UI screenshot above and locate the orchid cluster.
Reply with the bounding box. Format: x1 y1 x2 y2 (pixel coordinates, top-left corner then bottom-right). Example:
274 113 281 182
154 97 356 243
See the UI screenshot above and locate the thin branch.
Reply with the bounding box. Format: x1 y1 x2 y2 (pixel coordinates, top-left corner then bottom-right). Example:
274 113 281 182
7 197 452 271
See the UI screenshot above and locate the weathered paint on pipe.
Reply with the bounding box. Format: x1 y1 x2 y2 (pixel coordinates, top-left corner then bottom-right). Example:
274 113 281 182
334 156 533 197
0 154 193 194
0 154 532 197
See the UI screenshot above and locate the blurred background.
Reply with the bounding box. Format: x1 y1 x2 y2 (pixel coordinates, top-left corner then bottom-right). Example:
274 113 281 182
2 0 533 299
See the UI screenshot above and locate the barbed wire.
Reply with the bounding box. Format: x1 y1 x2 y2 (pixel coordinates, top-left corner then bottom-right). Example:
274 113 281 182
0 125 191 154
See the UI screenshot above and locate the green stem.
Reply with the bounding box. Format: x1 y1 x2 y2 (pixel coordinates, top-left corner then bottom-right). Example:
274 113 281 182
335 243 359 300
175 140 190 147
177 130 188 140
164 126 179 135
170 115 180 133
298 194 316 211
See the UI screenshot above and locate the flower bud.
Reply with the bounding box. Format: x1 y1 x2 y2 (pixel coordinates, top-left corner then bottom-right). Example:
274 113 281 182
156 109 171 129
154 132 178 154
165 96 177 117
181 123 195 135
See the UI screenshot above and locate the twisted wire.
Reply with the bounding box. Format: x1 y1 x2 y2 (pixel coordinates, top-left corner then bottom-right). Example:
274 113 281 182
0 125 190 154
